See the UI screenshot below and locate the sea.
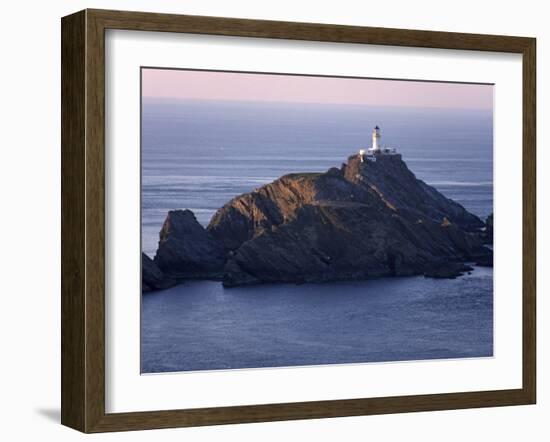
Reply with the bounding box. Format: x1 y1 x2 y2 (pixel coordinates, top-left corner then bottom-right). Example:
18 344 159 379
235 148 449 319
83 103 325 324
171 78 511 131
141 98 493 374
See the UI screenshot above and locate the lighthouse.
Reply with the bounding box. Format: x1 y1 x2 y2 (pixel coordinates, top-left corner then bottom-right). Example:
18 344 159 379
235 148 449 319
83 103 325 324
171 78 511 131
371 125 381 151
359 126 398 161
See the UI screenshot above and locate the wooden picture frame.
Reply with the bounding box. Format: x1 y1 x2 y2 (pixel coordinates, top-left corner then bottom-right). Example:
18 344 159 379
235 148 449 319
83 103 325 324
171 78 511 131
61 8 536 433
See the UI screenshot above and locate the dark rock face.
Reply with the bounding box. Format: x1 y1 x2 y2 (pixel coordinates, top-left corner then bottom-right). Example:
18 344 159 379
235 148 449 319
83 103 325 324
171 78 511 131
154 209 225 280
475 251 493 267
343 155 484 231
206 154 491 287
142 252 176 292
424 263 474 279
150 154 492 288
222 204 488 287
208 172 327 252
483 213 494 245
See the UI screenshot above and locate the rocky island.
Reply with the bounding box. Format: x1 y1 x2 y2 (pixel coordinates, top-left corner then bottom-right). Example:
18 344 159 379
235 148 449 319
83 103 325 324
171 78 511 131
142 150 493 291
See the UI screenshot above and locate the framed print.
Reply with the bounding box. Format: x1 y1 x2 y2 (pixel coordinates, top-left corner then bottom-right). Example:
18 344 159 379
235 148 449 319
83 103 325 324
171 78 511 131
61 9 536 433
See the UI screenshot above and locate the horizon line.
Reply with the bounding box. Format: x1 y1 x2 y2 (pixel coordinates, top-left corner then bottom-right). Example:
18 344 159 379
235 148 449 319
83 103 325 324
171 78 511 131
141 95 493 112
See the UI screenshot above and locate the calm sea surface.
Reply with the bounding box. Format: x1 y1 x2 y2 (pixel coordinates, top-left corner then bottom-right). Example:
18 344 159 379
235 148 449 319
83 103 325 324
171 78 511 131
141 98 493 373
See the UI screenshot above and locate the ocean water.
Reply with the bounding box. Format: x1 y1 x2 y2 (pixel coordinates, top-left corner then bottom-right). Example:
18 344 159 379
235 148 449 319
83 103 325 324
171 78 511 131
142 269 493 373
141 98 493 373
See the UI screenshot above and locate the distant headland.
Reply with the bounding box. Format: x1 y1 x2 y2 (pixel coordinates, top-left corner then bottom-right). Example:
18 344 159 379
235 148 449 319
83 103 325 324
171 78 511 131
142 127 493 291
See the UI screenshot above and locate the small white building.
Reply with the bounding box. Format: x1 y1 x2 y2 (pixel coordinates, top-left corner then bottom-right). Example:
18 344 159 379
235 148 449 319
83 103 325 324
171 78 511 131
359 126 397 162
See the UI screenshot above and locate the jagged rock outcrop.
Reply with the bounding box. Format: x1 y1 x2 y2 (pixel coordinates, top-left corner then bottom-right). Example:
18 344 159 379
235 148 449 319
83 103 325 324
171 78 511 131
154 209 225 280
142 252 176 292
148 153 492 288
206 154 491 287
208 168 372 252
424 263 474 279
342 154 484 231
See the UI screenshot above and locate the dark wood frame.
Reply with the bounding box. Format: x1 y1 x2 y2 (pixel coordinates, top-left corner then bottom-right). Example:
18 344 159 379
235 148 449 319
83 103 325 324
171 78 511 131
61 8 536 433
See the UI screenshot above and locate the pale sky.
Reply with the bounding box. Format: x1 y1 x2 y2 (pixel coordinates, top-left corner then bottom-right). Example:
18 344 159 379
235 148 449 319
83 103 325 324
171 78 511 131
142 68 493 110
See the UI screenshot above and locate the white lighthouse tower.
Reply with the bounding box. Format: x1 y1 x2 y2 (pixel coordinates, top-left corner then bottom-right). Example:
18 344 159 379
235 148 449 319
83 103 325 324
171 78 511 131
371 125 381 151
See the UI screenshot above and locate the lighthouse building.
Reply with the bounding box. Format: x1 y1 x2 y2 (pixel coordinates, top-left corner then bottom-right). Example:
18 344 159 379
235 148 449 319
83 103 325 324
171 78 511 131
371 125 381 151
359 126 397 162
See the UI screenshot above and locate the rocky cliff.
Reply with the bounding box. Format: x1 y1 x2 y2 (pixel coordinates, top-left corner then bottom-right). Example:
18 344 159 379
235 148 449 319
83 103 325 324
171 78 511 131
146 153 492 289
154 209 226 280
142 252 176 292
342 154 484 231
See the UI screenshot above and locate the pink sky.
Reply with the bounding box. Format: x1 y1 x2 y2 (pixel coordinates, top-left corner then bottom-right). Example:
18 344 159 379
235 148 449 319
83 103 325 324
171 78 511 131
142 68 493 110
